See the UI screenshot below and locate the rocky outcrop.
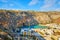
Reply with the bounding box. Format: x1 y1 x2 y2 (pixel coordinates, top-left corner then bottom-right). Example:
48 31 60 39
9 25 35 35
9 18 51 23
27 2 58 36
0 11 38 30
0 10 60 28
29 11 60 24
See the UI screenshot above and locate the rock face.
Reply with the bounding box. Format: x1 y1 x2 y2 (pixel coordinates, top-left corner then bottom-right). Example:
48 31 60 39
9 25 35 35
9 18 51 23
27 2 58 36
0 10 60 29
30 11 60 24
34 14 51 24
0 10 60 28
0 11 38 31
53 17 60 24
14 11 39 29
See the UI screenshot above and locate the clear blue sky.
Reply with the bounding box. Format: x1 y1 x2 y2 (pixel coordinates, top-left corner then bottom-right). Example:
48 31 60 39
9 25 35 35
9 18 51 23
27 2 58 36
0 0 60 11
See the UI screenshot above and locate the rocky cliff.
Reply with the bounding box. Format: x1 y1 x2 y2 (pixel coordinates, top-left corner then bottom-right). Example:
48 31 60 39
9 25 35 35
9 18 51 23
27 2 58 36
0 10 60 29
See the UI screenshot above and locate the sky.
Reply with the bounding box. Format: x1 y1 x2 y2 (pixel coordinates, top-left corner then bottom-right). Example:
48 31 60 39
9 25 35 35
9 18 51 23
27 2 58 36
0 0 60 11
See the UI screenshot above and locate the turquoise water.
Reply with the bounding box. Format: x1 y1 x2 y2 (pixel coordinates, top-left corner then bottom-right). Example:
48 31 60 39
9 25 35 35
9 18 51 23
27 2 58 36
33 25 47 29
22 24 47 29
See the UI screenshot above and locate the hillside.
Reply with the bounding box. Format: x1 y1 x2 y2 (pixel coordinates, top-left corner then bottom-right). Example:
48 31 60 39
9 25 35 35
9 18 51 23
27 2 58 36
0 10 60 27
0 10 60 40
